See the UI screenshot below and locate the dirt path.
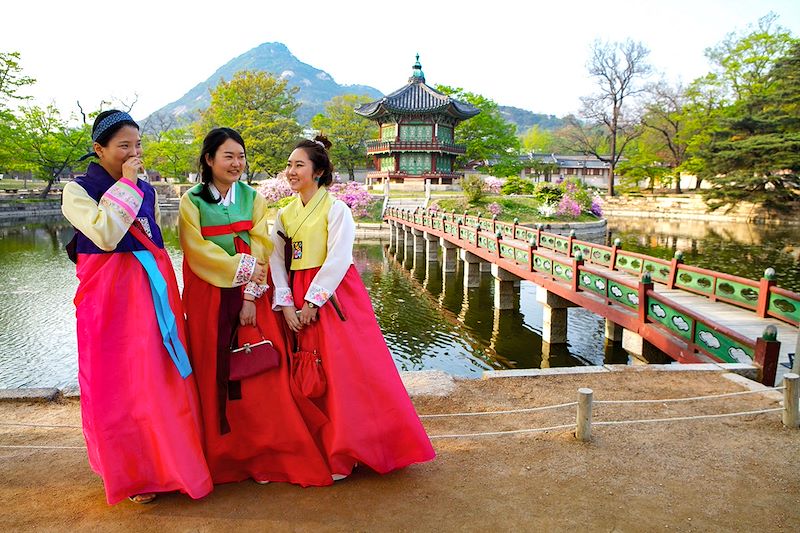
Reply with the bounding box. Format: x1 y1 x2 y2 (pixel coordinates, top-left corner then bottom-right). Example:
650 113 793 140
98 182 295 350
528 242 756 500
1 370 798 532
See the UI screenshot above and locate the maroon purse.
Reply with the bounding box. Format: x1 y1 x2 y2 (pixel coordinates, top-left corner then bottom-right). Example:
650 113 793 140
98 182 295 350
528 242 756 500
229 324 280 380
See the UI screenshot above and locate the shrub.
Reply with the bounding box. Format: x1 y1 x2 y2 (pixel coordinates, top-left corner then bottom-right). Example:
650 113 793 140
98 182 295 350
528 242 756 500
461 174 485 202
487 202 503 217
533 181 562 204
484 177 505 195
557 195 581 218
500 175 535 195
257 173 293 204
537 203 557 218
329 181 372 218
590 195 603 217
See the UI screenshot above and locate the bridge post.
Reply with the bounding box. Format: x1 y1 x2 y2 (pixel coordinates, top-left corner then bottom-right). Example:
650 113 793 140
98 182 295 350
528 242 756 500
403 226 414 252
424 231 439 262
536 285 573 344
604 319 623 342
411 227 425 255
754 325 780 386
460 249 482 288
783 373 799 429
387 219 395 249
756 267 777 318
622 329 671 364
490 264 521 310
440 238 458 273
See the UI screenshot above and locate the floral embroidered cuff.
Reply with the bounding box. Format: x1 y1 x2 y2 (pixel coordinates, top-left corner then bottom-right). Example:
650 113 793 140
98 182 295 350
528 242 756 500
234 254 257 287
99 178 144 229
244 281 268 299
306 283 332 307
273 287 294 307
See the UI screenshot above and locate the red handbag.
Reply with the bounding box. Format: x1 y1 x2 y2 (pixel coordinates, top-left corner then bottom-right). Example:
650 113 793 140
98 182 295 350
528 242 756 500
229 324 280 380
291 348 326 398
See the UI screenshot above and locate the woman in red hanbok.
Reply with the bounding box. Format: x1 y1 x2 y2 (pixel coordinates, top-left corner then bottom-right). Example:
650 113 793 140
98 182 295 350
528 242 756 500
270 136 435 482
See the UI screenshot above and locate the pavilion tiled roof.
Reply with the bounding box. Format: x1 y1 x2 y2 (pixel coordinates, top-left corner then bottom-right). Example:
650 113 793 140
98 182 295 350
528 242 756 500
355 55 480 121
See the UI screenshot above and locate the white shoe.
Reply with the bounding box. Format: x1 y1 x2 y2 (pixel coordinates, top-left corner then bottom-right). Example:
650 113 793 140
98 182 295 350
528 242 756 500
254 479 271 485
331 474 348 481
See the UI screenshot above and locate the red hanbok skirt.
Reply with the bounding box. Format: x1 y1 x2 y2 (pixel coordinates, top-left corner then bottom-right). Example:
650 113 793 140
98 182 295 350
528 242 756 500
287 265 436 477
74 252 212 504
182 264 332 486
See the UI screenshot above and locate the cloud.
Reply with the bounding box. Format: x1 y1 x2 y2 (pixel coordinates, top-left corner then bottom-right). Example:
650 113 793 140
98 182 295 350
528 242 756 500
672 316 690 331
595 279 605 291
582 275 591 286
610 286 622 298
627 294 639 305
698 331 721 349
650 304 666 318
728 347 750 363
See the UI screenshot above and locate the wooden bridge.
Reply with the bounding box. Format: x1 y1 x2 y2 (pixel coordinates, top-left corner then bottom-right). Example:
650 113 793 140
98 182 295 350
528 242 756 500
384 207 800 385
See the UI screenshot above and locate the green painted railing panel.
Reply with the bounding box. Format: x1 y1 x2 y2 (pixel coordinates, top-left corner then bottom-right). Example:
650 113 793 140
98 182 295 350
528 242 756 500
552 259 573 281
479 219 493 231
714 279 759 309
675 267 714 294
553 237 570 253
643 260 670 284
608 281 639 308
615 252 644 274
515 248 529 264
589 247 613 267
486 239 497 253
500 243 516 260
693 325 753 363
647 300 692 340
579 272 608 296
478 235 489 249
572 244 591 259
533 253 552 274
459 227 475 241
539 234 556 250
768 293 800 325
515 227 536 242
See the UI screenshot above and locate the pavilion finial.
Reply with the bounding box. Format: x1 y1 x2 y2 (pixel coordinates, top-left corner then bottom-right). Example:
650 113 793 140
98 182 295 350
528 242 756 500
410 53 425 83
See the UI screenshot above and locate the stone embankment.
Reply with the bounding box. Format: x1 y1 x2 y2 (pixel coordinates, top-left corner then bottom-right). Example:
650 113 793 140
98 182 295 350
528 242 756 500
604 193 800 225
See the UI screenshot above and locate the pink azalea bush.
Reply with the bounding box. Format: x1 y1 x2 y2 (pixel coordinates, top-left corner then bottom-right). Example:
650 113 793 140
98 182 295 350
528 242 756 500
557 195 581 218
483 177 505 195
487 202 503 216
329 181 372 218
257 173 293 204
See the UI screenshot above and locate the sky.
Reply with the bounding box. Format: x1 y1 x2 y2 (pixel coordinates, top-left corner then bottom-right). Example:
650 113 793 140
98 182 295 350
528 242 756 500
2 0 799 122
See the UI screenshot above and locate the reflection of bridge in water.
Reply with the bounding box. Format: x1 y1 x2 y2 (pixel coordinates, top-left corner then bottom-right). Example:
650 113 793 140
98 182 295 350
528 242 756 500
385 208 800 385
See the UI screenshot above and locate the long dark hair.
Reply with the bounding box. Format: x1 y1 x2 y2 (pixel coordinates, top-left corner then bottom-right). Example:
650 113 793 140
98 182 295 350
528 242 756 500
194 127 246 204
294 135 334 187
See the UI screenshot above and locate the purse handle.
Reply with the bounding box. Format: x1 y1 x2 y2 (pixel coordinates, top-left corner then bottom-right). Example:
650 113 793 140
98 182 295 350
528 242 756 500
228 322 270 352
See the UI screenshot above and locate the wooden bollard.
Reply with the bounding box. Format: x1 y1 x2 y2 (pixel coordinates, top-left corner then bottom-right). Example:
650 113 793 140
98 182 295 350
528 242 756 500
576 387 593 442
783 373 799 429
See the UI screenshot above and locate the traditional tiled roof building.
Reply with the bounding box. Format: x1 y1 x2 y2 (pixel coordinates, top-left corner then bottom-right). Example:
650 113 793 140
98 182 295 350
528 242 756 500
355 55 479 187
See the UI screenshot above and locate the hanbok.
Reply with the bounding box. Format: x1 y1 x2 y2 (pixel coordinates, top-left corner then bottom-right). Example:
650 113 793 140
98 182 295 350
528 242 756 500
179 182 330 485
271 187 435 478
62 162 212 504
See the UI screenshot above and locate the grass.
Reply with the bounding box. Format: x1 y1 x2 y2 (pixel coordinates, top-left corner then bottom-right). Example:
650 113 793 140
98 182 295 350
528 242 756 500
429 195 601 224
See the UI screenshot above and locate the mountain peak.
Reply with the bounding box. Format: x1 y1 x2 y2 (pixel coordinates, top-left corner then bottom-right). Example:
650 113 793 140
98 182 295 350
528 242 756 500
147 41 382 125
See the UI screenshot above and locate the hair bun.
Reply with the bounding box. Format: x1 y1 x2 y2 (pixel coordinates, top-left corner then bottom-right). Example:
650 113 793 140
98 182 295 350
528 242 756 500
314 135 332 150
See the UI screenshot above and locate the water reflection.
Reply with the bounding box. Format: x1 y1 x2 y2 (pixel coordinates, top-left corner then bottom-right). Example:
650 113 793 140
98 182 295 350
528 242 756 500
2 215 798 388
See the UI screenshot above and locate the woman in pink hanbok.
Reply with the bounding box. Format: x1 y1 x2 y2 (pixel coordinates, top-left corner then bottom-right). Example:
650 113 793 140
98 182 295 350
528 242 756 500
270 136 435 482
61 110 212 505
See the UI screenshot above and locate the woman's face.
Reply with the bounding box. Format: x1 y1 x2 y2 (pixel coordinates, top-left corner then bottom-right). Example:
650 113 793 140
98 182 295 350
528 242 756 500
285 148 322 193
206 138 246 187
94 125 141 177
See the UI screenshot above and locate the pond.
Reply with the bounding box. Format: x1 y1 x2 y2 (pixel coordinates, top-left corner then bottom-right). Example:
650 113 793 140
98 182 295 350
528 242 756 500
1 214 798 389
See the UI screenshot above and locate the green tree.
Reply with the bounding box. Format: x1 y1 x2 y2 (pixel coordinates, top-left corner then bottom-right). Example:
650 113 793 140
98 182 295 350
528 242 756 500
10 105 91 196
434 86 520 169
640 81 693 192
521 125 556 153
0 51 36 173
200 70 302 178
702 40 800 211
143 128 198 181
568 39 652 196
310 94 378 180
